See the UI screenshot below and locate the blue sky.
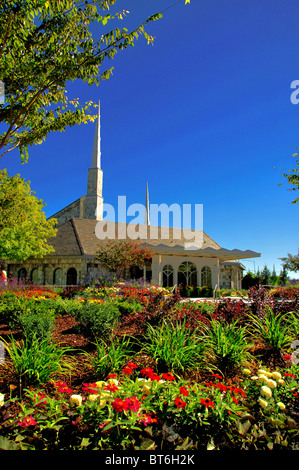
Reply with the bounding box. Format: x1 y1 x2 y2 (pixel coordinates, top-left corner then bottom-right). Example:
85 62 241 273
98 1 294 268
1 0 299 277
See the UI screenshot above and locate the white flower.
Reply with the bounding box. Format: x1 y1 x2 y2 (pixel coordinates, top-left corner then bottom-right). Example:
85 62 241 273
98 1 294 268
0 394 4 407
251 376 259 381
277 402 286 411
278 379 286 386
271 371 282 381
261 385 272 399
70 394 82 406
258 397 268 408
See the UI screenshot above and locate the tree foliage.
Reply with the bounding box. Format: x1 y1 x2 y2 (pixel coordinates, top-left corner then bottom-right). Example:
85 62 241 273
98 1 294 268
281 152 299 204
281 252 299 273
0 0 165 161
96 240 152 280
0 169 57 261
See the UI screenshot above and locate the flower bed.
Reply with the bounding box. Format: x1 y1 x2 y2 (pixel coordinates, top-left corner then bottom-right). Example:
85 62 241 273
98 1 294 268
0 283 298 450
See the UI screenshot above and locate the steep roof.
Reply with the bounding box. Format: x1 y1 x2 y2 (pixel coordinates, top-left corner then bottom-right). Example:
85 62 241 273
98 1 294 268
47 218 260 261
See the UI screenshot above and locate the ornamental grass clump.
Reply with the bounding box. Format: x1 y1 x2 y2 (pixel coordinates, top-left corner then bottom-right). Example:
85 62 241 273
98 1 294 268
141 319 207 374
2 334 74 392
248 307 297 363
201 318 253 374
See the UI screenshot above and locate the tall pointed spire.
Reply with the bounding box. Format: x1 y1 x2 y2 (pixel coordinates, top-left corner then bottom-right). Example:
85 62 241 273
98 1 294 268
91 100 101 169
84 99 103 220
144 181 150 226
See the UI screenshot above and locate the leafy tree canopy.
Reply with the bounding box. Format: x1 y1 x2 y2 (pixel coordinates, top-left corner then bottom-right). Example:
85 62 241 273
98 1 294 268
281 252 299 273
0 0 190 162
0 169 57 261
96 240 152 280
281 152 299 204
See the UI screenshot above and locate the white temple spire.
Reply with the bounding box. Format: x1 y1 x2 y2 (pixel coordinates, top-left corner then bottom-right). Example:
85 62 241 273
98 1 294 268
145 181 150 226
91 100 101 169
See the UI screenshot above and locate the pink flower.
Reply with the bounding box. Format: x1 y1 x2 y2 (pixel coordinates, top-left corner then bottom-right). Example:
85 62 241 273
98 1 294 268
18 416 37 427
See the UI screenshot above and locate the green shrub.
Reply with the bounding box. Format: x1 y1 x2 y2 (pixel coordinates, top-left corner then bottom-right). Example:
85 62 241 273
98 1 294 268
18 307 56 342
72 301 121 338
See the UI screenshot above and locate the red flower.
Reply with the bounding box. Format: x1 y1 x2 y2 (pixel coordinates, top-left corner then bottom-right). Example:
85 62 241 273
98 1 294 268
162 372 176 382
211 373 223 380
179 386 189 397
140 367 161 381
126 362 138 369
200 398 215 408
18 416 37 427
107 373 117 379
174 397 187 409
232 397 239 405
283 354 292 361
56 381 73 394
284 373 296 378
82 382 99 393
122 366 134 374
33 392 47 405
138 412 158 427
140 367 155 377
215 382 227 392
125 396 141 412
112 398 128 412
104 383 119 393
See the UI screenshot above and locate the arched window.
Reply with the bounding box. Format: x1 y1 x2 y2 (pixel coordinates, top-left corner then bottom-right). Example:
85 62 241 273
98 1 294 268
53 268 63 286
30 268 38 285
201 266 212 288
67 267 77 286
178 261 197 286
18 268 27 281
162 264 174 287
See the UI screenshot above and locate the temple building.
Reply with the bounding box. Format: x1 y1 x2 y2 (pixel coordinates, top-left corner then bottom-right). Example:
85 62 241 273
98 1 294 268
7 102 260 289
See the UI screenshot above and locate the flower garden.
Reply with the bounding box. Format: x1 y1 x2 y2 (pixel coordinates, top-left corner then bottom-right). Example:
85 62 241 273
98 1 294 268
0 280 298 451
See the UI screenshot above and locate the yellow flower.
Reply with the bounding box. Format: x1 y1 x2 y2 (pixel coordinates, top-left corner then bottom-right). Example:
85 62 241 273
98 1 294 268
267 379 277 389
258 374 269 384
88 394 99 402
271 371 282 381
95 381 106 389
258 397 268 408
277 402 286 411
261 385 272 399
242 368 251 376
0 394 4 407
278 379 286 386
258 369 272 378
70 394 83 406
88 394 107 407
251 376 259 381
107 378 119 386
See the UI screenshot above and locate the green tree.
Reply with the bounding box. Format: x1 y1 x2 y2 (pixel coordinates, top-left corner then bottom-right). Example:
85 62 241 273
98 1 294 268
280 152 299 204
0 0 190 162
96 240 152 280
280 252 299 273
260 264 271 285
0 169 57 261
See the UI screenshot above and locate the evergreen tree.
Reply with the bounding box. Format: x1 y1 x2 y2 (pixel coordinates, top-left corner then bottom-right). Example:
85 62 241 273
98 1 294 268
260 264 271 285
